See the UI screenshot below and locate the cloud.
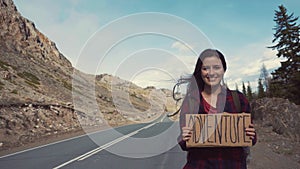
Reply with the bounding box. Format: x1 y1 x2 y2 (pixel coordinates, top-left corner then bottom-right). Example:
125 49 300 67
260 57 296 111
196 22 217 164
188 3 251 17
129 51 199 89
238 48 280 77
131 69 177 89
171 41 194 52
224 39 281 90
114 48 195 89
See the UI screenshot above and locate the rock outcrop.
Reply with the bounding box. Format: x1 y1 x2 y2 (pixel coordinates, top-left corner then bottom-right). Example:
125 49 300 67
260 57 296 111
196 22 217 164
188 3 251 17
0 0 72 71
251 97 300 141
0 0 176 151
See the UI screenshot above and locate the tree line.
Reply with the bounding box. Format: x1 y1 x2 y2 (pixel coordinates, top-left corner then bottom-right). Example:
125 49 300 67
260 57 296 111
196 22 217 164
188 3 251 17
238 5 300 105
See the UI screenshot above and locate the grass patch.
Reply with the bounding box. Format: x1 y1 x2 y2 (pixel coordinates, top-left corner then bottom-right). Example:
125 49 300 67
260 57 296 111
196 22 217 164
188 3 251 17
0 60 10 71
41 70 54 78
17 71 40 85
24 80 39 88
62 80 72 91
11 89 18 94
0 81 4 90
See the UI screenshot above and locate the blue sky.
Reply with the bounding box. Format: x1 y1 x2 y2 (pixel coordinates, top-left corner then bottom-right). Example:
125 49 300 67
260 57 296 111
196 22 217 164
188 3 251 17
14 0 300 91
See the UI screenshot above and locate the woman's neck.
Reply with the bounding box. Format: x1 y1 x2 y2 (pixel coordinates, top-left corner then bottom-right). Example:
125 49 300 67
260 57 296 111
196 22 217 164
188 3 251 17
203 84 222 96
201 85 222 108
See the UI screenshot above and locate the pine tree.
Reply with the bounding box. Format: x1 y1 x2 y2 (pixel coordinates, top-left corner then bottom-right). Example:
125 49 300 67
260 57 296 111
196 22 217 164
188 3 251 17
257 78 265 98
242 81 247 96
269 5 300 104
259 64 269 92
235 83 239 91
246 81 253 101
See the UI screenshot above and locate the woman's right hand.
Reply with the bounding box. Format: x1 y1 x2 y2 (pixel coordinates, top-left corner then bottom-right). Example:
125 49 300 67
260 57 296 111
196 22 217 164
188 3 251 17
182 126 193 141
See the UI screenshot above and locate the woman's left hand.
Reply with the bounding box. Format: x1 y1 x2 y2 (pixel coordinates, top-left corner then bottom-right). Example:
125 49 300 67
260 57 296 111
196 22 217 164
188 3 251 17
245 123 256 140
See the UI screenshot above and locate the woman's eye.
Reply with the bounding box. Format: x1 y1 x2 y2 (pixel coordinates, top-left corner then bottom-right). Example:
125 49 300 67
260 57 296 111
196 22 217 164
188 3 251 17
213 66 221 70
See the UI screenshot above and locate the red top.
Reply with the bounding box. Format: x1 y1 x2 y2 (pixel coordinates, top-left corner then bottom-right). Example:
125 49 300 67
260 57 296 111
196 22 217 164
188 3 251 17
202 95 217 114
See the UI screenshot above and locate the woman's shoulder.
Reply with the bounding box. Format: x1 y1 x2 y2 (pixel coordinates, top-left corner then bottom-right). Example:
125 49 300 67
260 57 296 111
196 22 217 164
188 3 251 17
227 88 251 112
227 88 249 102
227 88 246 97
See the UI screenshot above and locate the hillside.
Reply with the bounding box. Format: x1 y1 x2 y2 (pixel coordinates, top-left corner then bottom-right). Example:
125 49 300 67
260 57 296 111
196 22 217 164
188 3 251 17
0 0 176 152
248 97 300 168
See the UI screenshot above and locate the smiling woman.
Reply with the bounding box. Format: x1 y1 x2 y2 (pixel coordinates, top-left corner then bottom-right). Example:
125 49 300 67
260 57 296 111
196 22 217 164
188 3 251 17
176 49 257 169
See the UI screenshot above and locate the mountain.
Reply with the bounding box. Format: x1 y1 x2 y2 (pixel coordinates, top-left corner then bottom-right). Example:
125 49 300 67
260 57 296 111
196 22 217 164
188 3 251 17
0 0 73 104
0 0 176 151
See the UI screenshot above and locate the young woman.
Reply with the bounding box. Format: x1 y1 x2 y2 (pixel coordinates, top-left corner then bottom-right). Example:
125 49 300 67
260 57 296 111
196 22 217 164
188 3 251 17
177 49 256 169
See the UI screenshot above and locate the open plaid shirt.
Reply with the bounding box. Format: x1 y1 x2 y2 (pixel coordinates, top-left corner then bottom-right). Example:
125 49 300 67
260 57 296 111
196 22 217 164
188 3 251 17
178 87 257 169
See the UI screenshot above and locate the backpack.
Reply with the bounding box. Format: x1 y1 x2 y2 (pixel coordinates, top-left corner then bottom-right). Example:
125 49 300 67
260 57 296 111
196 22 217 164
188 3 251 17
232 91 251 164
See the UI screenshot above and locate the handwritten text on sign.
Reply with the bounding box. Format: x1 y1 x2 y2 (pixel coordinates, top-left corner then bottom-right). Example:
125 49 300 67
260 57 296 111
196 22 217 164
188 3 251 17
186 113 252 147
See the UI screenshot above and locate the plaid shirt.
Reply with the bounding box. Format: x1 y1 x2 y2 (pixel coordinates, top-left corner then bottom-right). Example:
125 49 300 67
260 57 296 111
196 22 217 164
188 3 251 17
178 87 256 169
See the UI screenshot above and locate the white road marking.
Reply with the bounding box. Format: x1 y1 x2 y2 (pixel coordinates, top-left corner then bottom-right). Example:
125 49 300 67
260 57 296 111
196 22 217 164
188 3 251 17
0 129 107 159
160 115 166 122
77 130 138 161
53 122 156 169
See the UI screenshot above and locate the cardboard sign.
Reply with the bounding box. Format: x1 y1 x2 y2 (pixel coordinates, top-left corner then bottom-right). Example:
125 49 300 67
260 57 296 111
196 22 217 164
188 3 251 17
186 113 252 147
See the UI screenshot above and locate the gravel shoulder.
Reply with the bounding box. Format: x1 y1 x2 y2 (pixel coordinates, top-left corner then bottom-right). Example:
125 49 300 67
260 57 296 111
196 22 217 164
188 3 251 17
248 141 300 169
248 123 300 169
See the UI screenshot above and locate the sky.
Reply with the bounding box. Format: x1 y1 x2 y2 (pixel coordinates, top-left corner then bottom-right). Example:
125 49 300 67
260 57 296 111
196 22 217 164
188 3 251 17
13 0 300 91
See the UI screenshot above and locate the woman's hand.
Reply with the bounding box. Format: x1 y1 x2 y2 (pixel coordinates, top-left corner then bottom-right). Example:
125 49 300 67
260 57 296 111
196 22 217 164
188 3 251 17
245 123 256 140
182 126 193 141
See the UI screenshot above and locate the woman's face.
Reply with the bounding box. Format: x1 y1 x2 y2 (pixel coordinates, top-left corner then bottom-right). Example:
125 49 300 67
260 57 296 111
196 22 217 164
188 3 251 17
201 56 225 87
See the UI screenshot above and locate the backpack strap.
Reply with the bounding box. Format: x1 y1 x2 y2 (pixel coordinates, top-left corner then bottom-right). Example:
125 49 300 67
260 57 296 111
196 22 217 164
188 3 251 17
232 90 252 161
231 90 241 112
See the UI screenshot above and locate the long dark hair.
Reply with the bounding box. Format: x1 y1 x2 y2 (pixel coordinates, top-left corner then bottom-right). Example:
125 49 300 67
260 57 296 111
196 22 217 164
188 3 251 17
169 49 227 117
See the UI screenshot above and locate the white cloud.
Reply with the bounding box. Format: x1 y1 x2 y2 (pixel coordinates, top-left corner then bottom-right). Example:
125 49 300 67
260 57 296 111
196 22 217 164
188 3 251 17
224 39 281 90
237 48 280 77
171 41 194 53
131 69 176 89
115 48 195 90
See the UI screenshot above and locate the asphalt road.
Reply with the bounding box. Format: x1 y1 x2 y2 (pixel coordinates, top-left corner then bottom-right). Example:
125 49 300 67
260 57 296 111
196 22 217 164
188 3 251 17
0 115 187 169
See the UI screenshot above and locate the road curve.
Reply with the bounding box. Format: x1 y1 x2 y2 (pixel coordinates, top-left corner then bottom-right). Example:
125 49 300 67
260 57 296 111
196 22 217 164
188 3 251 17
0 116 187 169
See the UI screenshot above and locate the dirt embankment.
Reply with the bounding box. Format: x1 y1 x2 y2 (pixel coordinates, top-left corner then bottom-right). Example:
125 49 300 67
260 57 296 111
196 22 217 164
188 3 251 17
248 97 300 169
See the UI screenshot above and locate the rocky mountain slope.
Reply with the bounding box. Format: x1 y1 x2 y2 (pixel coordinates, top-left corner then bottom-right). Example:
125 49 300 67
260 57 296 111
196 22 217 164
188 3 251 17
0 0 176 151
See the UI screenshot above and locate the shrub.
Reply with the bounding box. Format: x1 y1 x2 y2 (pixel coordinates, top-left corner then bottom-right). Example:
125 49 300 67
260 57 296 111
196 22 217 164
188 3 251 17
62 80 72 91
0 81 4 90
11 89 18 94
17 71 40 85
0 60 9 71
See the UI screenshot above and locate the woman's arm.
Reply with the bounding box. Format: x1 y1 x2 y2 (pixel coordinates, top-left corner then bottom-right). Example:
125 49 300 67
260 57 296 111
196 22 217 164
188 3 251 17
178 97 189 150
178 95 198 150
